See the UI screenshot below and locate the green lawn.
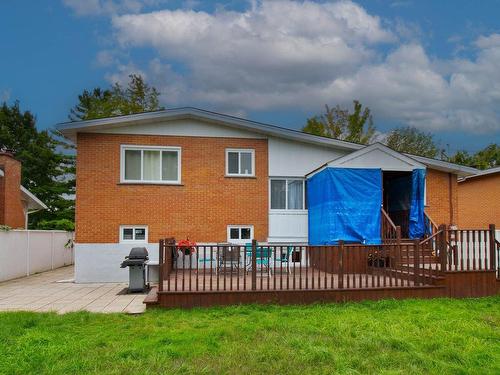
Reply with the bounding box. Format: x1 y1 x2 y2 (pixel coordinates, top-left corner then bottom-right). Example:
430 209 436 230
0 297 499 374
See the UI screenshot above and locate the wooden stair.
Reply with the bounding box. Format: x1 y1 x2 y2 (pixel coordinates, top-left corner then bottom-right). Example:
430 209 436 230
397 240 439 265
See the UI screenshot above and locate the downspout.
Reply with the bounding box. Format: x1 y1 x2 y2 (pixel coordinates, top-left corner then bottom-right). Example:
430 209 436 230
448 173 454 225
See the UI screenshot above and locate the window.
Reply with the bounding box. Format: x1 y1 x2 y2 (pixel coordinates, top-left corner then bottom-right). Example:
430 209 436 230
121 145 181 184
225 149 255 176
227 225 254 243
120 226 148 243
270 178 306 210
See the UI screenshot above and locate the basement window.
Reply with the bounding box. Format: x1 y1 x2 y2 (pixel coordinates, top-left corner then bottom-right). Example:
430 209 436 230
120 226 148 243
227 225 253 243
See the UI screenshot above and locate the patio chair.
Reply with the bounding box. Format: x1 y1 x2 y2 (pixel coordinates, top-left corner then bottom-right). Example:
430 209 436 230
197 246 217 274
217 243 240 274
274 246 294 274
245 243 273 277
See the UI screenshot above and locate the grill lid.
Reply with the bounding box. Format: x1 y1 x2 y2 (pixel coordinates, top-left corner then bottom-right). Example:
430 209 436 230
120 258 147 268
127 247 149 260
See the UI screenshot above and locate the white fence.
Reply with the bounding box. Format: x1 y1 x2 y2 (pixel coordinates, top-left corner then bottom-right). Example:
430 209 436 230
0 230 74 282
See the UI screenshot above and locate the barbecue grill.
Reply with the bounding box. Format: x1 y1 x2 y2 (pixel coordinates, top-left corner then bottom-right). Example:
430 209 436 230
120 247 149 292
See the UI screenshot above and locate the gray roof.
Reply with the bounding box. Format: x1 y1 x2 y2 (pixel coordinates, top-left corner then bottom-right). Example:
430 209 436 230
20 186 48 210
57 107 363 151
56 107 478 176
460 166 500 181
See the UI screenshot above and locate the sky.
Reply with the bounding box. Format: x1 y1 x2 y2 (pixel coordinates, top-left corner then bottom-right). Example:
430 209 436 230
1 0 500 154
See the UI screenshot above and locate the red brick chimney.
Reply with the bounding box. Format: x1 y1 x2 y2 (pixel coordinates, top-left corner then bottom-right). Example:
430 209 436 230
0 151 26 228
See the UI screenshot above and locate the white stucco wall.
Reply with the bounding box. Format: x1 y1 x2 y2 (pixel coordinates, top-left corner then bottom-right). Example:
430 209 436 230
268 211 308 243
268 137 347 176
75 243 159 283
330 147 422 171
91 119 265 139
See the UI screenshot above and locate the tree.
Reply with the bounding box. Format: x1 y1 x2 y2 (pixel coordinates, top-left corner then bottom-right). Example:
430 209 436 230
472 144 499 169
69 74 163 121
0 101 75 229
302 100 376 144
385 126 439 158
449 144 499 169
447 150 475 167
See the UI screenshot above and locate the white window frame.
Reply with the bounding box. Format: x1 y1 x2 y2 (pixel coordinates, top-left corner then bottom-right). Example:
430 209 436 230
269 178 307 211
120 145 182 184
225 148 255 177
119 225 148 243
227 225 254 244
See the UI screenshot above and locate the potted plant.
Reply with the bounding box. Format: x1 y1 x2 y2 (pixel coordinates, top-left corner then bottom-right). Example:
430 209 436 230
178 239 197 256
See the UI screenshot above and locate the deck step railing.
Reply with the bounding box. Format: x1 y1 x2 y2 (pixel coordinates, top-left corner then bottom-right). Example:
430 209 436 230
381 208 401 244
443 225 497 272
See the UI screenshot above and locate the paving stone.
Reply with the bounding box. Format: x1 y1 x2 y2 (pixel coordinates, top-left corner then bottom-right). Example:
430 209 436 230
0 266 146 314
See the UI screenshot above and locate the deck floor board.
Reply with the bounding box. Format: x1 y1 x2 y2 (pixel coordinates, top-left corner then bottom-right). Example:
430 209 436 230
162 267 418 292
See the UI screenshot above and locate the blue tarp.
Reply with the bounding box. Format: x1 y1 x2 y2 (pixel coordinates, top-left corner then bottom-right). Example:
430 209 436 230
307 168 382 245
409 169 426 239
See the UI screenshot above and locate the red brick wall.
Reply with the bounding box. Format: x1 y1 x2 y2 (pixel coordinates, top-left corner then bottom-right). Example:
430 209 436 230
76 133 268 243
458 174 499 229
425 168 458 227
0 153 25 228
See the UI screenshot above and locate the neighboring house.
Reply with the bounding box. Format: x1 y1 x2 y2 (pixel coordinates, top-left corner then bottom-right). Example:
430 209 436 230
56 107 478 282
458 167 499 229
0 151 47 228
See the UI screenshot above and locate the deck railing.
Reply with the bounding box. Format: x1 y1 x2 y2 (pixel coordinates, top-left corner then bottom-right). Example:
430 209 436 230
496 238 500 279
442 225 497 272
157 225 497 293
158 240 442 293
418 224 497 274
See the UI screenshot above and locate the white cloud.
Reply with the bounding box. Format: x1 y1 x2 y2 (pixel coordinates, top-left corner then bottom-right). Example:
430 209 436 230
475 33 500 49
0 88 11 102
91 0 500 133
94 50 116 67
111 1 393 105
63 0 163 16
104 62 147 85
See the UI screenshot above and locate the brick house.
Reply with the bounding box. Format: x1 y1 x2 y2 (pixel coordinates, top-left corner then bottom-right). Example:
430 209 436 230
458 167 499 229
56 108 478 282
0 151 47 228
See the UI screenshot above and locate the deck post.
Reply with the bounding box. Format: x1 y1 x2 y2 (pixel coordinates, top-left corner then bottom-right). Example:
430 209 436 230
251 239 257 291
158 239 164 292
438 224 447 272
396 226 401 264
413 239 420 286
338 241 344 289
489 224 496 271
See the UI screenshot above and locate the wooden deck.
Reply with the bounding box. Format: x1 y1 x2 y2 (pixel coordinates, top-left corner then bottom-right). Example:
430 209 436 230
146 229 499 308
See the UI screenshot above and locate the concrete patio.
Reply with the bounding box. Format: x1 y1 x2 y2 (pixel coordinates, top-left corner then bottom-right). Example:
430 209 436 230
0 266 146 314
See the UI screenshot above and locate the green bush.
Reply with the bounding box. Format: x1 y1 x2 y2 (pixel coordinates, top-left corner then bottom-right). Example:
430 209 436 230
36 219 75 231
